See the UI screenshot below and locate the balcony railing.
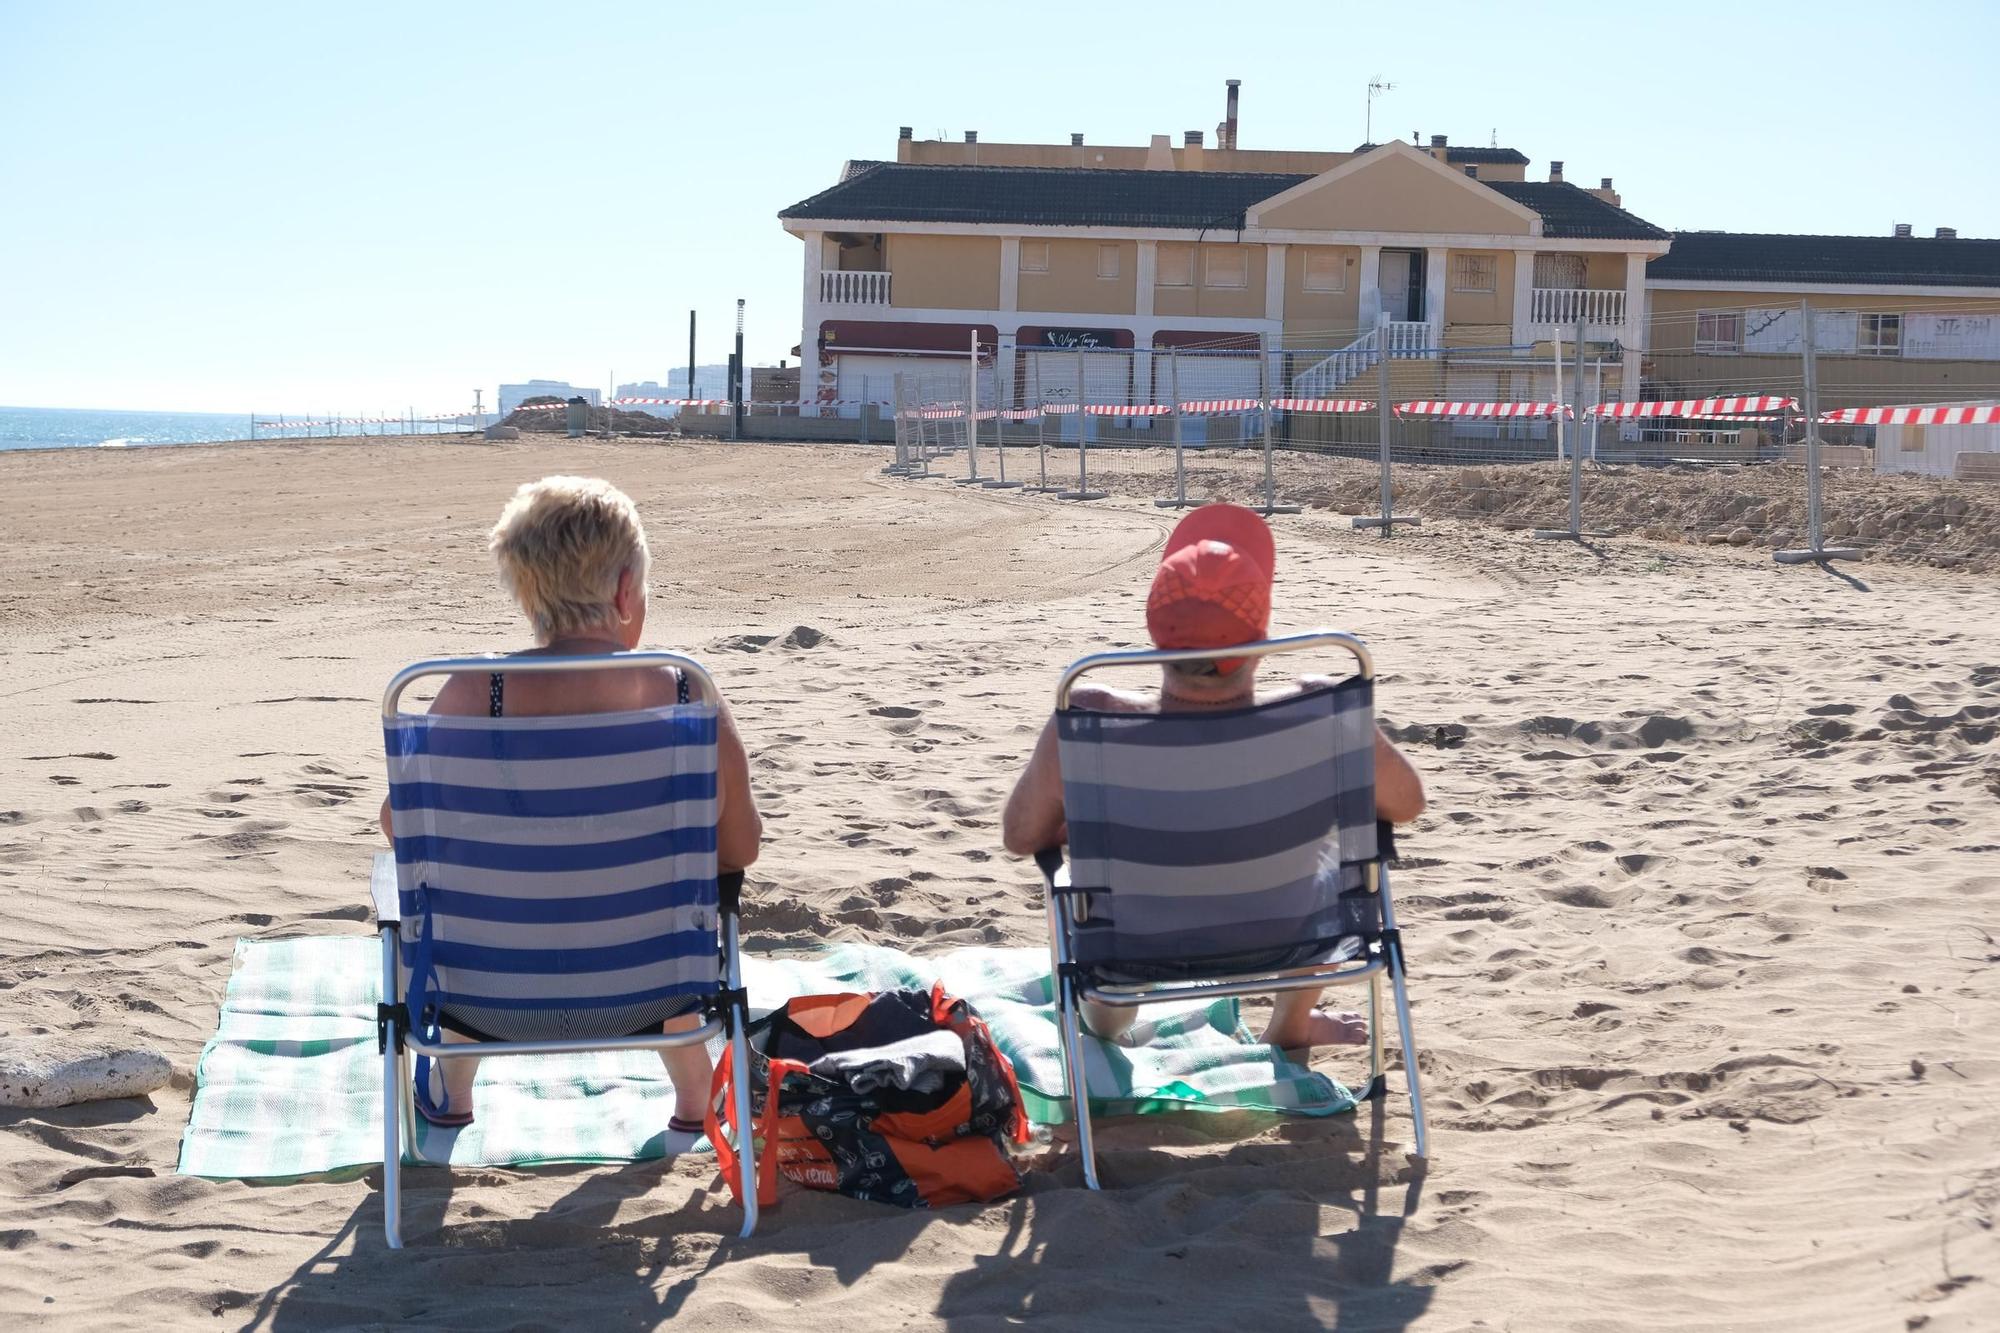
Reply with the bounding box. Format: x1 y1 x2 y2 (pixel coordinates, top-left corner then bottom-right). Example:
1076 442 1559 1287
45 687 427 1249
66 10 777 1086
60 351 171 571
1531 287 1626 326
822 270 891 305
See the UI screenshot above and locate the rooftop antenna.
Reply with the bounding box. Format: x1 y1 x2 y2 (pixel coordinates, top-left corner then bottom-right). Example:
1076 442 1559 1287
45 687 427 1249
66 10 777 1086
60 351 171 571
1490 127 1498 148
1365 76 1395 144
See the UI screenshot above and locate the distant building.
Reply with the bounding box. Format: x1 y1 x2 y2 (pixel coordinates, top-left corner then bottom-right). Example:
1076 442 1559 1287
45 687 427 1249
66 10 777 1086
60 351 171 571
618 368 734 401
498 380 601 415
750 363 800 405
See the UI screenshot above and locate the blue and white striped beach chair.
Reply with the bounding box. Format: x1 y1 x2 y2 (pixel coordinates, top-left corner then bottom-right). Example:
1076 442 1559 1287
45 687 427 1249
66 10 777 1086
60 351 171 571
370 651 757 1248
1034 630 1428 1188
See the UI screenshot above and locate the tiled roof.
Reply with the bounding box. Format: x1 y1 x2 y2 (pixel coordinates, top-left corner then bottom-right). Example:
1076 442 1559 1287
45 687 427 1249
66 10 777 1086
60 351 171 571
781 162 1668 239
1649 231 2000 288
1484 182 1670 240
1353 142 1530 165
781 162 1304 230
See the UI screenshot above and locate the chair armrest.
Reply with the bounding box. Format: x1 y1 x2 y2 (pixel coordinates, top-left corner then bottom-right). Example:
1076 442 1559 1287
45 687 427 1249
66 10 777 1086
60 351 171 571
719 869 744 917
1032 847 1067 890
369 852 401 926
1376 819 1399 865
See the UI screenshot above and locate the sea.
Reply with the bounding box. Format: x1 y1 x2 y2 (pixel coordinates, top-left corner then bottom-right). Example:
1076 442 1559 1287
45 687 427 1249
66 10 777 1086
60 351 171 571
0 405 466 453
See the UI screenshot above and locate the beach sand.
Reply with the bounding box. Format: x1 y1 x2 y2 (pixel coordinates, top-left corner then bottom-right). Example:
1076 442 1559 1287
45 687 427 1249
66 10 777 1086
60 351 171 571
1 437 1995 1330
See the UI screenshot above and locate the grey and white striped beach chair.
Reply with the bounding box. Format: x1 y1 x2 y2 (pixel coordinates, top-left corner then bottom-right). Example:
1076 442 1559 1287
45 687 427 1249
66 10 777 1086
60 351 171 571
370 651 758 1248
1033 631 1427 1187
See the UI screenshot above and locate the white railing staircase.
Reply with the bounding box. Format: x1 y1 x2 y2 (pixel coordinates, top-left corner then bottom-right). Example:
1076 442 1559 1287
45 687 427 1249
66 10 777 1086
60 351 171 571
1294 320 1433 397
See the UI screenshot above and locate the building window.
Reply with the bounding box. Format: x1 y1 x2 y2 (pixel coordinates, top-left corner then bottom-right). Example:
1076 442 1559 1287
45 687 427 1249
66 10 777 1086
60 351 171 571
1020 240 1049 274
1157 243 1194 287
1096 244 1121 280
1695 310 1742 354
1302 249 1346 293
1205 247 1249 289
1452 254 1496 292
1534 253 1586 289
1860 313 1902 356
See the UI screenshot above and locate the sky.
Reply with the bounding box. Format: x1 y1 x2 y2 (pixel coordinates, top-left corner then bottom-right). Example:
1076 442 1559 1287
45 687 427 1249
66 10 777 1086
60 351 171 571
3 0 1997 415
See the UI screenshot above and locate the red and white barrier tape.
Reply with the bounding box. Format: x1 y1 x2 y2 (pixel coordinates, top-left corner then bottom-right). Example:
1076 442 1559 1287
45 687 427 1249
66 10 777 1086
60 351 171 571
1817 404 2000 427
1395 401 1571 419
1589 396 1798 419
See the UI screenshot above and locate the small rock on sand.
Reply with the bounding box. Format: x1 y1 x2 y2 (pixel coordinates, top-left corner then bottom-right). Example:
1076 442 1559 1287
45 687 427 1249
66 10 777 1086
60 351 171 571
0 1038 172 1109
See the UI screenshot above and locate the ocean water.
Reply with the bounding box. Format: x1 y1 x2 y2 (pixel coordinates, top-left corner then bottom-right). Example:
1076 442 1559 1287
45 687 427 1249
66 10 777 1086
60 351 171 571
0 405 466 453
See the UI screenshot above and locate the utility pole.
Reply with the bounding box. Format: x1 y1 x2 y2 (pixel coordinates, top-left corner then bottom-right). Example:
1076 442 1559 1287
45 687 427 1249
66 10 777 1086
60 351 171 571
687 310 697 402
473 389 483 432
732 298 745 440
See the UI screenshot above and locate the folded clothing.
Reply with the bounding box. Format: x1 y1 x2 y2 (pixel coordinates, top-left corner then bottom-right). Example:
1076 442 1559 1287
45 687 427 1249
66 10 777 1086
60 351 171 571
809 1029 966 1096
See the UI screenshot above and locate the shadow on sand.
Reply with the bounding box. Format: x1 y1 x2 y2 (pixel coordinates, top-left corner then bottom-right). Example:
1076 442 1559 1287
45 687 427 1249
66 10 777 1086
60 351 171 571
247 1099 1430 1331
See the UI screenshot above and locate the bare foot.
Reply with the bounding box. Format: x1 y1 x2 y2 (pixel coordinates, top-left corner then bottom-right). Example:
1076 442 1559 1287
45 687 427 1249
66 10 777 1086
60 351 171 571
1262 1008 1369 1051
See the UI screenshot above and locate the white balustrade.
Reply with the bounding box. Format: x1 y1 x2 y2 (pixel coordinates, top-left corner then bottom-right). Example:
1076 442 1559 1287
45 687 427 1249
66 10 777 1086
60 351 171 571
820 270 892 305
1530 287 1627 327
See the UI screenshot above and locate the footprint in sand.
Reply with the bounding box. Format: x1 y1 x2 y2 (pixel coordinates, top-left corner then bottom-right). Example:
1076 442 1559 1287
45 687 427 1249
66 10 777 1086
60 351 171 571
869 705 924 736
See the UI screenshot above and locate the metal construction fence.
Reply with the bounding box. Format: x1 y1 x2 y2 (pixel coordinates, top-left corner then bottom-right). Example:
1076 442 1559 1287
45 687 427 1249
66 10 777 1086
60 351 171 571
885 304 2000 571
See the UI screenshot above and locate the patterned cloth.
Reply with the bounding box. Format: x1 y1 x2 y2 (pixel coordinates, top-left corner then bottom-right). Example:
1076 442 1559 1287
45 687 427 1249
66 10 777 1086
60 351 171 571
176 936 1355 1181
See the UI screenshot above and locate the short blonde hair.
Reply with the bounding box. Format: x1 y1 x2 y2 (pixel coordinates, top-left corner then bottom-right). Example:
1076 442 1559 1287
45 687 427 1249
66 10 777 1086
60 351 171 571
488 476 651 641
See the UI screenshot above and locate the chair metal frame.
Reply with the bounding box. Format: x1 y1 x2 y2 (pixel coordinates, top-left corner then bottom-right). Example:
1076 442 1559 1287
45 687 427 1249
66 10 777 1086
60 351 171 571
372 651 759 1249
1036 630 1429 1190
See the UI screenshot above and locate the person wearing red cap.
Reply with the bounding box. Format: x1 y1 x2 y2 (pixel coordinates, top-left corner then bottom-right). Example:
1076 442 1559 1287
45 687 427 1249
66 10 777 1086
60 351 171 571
1002 503 1425 1051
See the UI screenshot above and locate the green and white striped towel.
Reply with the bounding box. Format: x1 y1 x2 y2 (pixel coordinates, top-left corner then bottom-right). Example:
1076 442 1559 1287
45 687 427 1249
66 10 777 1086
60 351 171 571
176 936 1354 1181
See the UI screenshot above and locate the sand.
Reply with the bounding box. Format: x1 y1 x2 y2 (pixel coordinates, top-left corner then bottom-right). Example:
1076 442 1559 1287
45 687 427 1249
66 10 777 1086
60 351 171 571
1 437 1995 1330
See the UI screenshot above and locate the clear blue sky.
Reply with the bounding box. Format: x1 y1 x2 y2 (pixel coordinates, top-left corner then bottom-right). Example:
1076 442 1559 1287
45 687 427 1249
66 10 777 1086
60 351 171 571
3 0 1996 414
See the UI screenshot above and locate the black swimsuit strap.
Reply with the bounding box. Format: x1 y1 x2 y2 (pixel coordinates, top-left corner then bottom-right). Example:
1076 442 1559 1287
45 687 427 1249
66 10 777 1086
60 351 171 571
677 668 689 705
488 672 504 717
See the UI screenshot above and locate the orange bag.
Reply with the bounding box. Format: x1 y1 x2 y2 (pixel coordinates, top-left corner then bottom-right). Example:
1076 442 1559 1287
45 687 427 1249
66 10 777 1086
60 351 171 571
707 984 1029 1209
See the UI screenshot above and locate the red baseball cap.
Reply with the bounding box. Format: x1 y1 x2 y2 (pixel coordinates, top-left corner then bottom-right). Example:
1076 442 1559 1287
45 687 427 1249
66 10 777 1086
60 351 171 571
1145 504 1274 672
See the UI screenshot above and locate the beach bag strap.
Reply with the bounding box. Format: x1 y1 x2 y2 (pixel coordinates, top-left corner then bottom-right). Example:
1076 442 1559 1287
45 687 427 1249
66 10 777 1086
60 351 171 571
707 1039 795 1209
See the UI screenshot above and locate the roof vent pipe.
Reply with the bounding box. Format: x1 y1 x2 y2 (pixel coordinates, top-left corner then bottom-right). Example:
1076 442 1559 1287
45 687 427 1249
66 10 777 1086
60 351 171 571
1601 177 1613 189
1463 166 1477 177
1185 130 1203 146
1430 134 1447 147
1071 132 1084 147
898 126 912 141
1894 222 1913 238
964 130 977 143
1937 226 1958 239
1549 160 1564 183
1224 78 1240 150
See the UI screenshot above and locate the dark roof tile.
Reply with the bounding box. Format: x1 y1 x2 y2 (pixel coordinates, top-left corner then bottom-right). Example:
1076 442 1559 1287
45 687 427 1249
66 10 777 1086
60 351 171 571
781 162 1667 239
1484 182 1669 240
1649 231 2000 288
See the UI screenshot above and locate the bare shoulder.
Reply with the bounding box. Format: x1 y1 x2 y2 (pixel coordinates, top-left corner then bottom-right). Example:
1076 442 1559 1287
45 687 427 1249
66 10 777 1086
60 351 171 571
427 671 489 716
1068 683 1154 714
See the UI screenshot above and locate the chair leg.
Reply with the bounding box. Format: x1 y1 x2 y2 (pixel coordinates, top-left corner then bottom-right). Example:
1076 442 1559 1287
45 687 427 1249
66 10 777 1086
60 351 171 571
1364 971 1386 1101
1387 963 1429 1159
728 1012 759 1239
377 925 405 1250
1056 974 1102 1190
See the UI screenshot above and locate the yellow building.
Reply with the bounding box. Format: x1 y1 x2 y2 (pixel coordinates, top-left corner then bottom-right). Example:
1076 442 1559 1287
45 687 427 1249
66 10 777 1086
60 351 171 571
780 111 2000 421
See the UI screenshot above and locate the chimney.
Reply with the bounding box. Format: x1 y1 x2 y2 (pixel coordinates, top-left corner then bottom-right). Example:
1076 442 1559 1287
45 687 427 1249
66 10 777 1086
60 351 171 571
1463 165 1477 178
1145 134 1174 170
1182 129 1205 171
1185 130 1204 146
1589 176 1621 206
1601 177 1613 189
1223 78 1240 151
1937 226 1958 239
1430 132 1448 163
1894 222 1913 238
898 126 912 141
1549 160 1564 183
1431 134 1448 147
963 130 977 143
1070 132 1084 147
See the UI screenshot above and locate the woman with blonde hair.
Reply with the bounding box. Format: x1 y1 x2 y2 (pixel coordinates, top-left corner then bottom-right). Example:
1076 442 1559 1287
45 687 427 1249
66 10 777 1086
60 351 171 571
379 475 761 1133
